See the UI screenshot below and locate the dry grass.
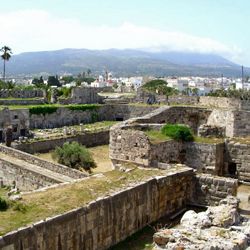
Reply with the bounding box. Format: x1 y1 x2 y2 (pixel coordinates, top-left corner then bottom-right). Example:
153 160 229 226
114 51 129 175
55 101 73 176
0 168 167 236
36 145 113 174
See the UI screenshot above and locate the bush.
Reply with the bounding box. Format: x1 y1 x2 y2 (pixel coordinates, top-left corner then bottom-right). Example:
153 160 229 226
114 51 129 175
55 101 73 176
0 197 8 211
161 124 194 142
53 142 96 172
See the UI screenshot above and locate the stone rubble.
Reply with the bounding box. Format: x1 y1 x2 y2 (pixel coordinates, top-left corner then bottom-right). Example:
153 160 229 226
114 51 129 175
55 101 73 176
153 196 250 250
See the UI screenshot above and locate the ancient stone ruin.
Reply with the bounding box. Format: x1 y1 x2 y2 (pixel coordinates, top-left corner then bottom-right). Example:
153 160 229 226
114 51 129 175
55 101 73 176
0 96 249 249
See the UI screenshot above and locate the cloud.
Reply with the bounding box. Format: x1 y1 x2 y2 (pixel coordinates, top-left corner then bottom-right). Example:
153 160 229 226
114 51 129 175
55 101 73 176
0 9 242 61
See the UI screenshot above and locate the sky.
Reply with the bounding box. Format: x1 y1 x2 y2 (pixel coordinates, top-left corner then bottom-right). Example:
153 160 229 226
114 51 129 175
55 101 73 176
0 0 249 65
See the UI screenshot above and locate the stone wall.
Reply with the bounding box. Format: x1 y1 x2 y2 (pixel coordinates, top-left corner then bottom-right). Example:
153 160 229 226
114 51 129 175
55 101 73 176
0 108 30 141
135 106 211 134
29 104 158 129
191 174 238 206
185 142 224 175
110 125 151 166
0 168 193 250
0 89 44 99
233 111 250 137
199 96 241 109
14 130 109 154
225 141 250 182
206 109 234 137
59 87 103 104
0 98 45 106
0 158 61 191
110 120 226 175
0 145 86 179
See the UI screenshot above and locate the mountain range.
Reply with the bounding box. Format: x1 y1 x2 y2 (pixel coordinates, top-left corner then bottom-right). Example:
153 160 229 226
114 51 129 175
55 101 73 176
6 48 249 77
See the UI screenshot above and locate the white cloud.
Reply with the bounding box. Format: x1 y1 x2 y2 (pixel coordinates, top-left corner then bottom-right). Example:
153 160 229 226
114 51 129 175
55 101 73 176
0 9 242 62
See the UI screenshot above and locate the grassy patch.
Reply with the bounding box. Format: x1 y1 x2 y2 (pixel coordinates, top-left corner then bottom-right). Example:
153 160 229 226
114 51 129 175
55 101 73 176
0 168 168 236
145 130 171 144
194 136 224 144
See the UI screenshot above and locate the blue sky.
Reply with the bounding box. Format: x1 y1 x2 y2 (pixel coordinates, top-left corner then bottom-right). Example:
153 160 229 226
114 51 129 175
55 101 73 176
0 0 249 65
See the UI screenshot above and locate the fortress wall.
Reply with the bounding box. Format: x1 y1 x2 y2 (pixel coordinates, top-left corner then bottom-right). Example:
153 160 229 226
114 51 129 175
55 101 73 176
184 142 225 175
191 174 238 206
0 168 193 250
199 96 241 109
0 158 60 191
0 145 86 179
226 141 250 182
29 105 157 129
14 130 110 154
233 111 250 137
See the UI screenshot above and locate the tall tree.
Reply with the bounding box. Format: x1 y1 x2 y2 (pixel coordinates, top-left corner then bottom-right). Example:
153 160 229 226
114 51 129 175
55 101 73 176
1 46 12 81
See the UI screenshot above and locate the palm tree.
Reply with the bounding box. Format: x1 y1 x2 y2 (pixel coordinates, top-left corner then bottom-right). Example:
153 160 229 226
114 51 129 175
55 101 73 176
1 46 12 81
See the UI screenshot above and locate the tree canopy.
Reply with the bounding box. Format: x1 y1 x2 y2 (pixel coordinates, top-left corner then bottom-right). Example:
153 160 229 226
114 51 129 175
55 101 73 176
142 79 178 96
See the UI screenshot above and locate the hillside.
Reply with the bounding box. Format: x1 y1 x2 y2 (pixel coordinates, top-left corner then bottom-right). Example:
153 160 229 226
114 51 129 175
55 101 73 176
6 48 248 77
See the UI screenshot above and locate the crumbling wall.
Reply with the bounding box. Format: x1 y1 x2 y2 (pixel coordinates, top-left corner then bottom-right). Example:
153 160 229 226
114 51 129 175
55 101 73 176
191 174 238 206
233 111 250 137
199 96 241 109
206 109 234 137
15 130 110 154
135 106 211 134
0 108 30 141
0 168 193 250
110 125 151 166
0 89 44 99
0 158 60 191
59 87 103 104
185 142 224 175
0 145 86 179
29 105 157 129
225 141 250 182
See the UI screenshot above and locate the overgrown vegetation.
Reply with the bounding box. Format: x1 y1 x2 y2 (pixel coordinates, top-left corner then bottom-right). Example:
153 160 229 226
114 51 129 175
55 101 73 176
29 105 58 115
66 104 100 112
207 88 250 100
161 124 194 142
53 142 96 172
57 87 72 98
145 130 171 144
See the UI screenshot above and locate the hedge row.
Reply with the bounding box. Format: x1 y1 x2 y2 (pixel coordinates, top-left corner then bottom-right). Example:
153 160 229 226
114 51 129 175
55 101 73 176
29 104 100 115
66 104 100 111
29 105 58 115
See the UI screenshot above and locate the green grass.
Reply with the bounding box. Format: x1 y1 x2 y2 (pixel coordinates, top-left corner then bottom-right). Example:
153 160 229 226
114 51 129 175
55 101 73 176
0 168 168 236
145 129 224 145
145 130 171 144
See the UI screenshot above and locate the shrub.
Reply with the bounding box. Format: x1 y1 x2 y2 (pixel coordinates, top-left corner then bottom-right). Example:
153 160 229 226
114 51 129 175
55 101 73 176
0 197 8 211
53 142 96 171
161 124 194 142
